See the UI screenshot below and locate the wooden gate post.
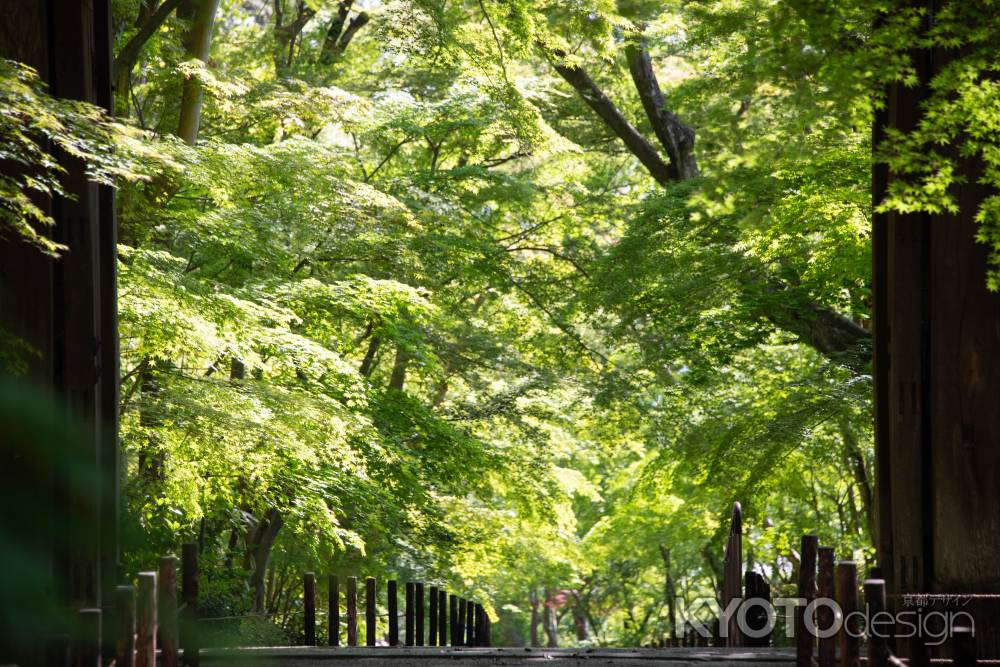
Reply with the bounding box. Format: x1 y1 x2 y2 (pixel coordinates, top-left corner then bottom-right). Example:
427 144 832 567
864 579 891 667
836 561 860 667
450 594 459 646
465 599 474 647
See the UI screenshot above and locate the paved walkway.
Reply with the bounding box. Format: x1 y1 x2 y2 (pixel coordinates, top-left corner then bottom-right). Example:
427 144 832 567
201 646 796 666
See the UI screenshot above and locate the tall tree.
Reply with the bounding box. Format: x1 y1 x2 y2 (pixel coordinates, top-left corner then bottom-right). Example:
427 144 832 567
176 0 220 144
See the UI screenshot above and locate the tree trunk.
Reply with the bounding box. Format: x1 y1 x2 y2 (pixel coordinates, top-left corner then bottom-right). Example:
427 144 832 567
571 592 588 641
176 0 220 144
529 590 541 647
841 419 875 541
245 508 283 612
359 335 381 378
388 345 409 391
542 590 559 647
272 0 315 75
659 545 678 639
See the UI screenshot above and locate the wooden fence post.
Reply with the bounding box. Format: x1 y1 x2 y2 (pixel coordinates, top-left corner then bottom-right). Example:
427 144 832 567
388 580 399 646
952 624 977 667
366 577 377 647
181 543 199 667
723 502 743 647
159 556 179 667
405 582 415 646
864 579 892 667
115 585 136 667
329 575 340 647
457 598 467 647
465 599 474 647
438 589 447 646
136 572 157 667
474 603 485 646
836 561 859 667
796 535 818 667
416 582 425 646
450 594 459 646
304 572 316 646
72 608 102 667
817 548 835 667
428 586 438 647
346 576 358 646
744 571 770 647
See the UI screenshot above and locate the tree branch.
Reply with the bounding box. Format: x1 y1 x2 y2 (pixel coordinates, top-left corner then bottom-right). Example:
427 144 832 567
321 0 353 61
543 46 674 186
624 35 699 180
503 245 591 278
115 0 185 98
331 12 370 57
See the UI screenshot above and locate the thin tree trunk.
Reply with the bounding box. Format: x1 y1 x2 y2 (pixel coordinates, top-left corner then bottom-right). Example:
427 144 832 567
359 336 381 378
388 345 409 391
223 527 239 571
176 0 220 144
529 590 541 647
571 593 588 641
431 379 449 407
273 0 315 74
322 0 353 57
841 419 875 540
542 590 559 648
245 508 284 612
659 545 678 638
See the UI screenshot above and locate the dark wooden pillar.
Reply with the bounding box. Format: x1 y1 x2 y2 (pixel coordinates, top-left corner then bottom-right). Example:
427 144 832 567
873 1 1000 656
0 0 119 659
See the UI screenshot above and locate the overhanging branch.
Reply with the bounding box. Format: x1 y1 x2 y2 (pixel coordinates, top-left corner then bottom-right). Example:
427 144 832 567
624 35 698 180
543 46 674 186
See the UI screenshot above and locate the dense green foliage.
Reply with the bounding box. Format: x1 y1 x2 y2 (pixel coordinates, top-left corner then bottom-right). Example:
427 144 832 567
3 0 998 648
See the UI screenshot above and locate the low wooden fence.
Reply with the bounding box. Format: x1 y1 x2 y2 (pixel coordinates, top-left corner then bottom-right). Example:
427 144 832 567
707 502 982 667
83 543 491 667
69 504 986 665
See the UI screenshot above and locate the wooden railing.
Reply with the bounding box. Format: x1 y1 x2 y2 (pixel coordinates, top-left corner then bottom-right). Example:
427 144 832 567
98 543 492 667
70 506 986 665
713 502 982 667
